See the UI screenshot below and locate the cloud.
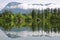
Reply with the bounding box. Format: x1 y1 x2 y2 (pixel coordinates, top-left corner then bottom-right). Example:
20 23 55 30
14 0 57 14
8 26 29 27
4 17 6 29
0 0 60 10
6 3 57 10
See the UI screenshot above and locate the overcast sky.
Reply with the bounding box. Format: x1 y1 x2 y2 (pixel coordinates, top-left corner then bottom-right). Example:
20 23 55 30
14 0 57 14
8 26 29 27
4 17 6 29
0 0 60 10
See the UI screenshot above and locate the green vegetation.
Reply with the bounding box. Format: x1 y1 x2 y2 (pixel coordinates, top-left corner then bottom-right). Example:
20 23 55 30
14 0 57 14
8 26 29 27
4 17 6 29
0 8 60 32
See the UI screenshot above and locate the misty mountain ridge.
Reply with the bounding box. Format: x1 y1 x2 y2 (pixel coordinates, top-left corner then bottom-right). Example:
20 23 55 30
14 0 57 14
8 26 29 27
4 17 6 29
1 2 59 13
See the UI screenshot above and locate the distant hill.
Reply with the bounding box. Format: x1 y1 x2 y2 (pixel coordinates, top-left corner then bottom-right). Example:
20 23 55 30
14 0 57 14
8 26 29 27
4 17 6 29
1 2 56 13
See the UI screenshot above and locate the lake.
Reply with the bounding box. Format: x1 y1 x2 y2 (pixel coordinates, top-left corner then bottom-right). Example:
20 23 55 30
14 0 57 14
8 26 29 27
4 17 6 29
0 21 60 40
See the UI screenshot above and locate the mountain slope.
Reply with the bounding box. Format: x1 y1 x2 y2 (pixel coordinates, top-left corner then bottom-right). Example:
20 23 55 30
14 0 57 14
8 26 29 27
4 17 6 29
1 2 56 13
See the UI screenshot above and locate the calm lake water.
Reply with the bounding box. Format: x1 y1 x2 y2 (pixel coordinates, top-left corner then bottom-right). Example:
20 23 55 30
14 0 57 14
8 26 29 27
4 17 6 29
0 21 60 40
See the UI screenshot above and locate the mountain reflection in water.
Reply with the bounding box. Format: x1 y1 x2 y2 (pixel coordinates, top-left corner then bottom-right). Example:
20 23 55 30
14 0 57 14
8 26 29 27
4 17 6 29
0 21 60 38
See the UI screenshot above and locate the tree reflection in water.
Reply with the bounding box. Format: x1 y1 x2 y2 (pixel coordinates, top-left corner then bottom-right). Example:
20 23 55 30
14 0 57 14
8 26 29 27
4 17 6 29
0 9 60 38
0 19 60 32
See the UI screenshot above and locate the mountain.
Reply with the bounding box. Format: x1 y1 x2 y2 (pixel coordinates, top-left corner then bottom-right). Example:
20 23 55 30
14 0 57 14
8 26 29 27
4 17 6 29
1 2 56 13
32 3 54 6
6 2 21 6
2 2 32 13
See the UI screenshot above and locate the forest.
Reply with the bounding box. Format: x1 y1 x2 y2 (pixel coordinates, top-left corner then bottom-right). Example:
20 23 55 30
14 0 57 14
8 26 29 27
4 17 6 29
0 8 60 32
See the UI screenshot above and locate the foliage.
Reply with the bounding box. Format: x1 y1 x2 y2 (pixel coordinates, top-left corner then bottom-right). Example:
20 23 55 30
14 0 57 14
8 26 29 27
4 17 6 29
0 8 60 32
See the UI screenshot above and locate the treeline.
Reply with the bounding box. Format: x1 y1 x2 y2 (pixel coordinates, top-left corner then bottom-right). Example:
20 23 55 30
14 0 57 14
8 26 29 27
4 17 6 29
0 8 60 22
0 8 60 31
